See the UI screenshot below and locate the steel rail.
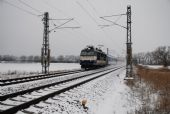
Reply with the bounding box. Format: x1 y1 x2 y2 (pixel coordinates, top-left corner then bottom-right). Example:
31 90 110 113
0 66 122 101
0 69 83 86
0 66 123 114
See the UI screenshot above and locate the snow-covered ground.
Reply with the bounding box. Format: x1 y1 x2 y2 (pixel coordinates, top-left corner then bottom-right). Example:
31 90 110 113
16 68 142 114
91 69 142 114
0 63 81 73
143 65 163 69
139 64 170 69
0 63 81 79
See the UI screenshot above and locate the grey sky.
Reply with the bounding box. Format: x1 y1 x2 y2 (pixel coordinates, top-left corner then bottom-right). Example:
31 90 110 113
0 0 170 57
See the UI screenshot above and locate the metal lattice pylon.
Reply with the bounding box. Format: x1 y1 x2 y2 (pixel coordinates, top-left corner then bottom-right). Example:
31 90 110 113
41 12 50 74
126 5 133 78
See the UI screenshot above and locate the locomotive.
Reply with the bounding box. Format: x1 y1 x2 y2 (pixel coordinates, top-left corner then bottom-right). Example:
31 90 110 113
80 46 108 69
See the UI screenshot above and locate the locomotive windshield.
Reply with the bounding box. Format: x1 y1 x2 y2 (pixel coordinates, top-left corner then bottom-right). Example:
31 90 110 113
80 51 96 56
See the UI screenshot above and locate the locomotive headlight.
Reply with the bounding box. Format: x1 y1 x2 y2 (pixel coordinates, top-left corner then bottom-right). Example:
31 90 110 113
94 56 97 60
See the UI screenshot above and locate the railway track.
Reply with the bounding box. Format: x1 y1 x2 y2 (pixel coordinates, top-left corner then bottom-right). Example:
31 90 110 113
0 66 123 114
0 69 83 86
0 66 116 101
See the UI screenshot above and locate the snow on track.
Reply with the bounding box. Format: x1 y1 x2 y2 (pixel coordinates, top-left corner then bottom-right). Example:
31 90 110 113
0 70 95 96
0 68 119 113
0 66 115 96
17 67 141 114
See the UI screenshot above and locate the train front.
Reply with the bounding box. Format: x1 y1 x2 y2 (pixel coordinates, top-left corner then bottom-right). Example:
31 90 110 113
80 46 97 69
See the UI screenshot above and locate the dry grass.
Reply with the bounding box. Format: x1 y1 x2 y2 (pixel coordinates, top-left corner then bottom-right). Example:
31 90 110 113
137 65 170 112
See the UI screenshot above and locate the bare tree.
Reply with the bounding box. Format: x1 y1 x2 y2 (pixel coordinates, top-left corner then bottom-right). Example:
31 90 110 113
20 55 27 62
28 55 34 62
153 46 169 67
133 46 170 67
33 56 41 62
57 55 64 62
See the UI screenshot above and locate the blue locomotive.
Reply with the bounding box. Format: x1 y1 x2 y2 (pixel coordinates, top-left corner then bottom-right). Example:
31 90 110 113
80 46 108 69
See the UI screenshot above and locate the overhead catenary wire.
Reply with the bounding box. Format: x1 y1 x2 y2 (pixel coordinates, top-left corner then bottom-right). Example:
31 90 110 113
99 15 123 28
84 0 124 52
49 18 74 27
39 0 125 54
55 26 81 29
49 18 74 33
101 13 126 18
49 18 73 21
18 0 42 14
3 0 41 17
100 13 127 29
76 1 107 37
76 1 120 53
40 0 93 42
85 0 123 29
4 1 80 32
77 1 109 46
88 1 127 56
40 0 81 32
41 0 64 15
85 1 114 33
76 1 99 26
100 17 127 29
40 0 76 23
86 0 101 17
85 0 126 30
41 0 81 25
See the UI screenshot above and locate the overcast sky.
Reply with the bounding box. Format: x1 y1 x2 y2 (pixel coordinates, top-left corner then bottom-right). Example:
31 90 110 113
0 0 170 57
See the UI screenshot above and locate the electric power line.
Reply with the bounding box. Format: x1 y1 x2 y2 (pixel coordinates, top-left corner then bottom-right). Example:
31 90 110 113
48 18 81 32
55 26 80 29
3 0 40 17
100 17 127 29
101 14 126 18
76 1 99 26
100 15 123 28
76 0 110 43
76 1 119 51
41 0 81 30
86 0 100 16
41 0 64 14
18 0 42 14
40 0 85 40
49 18 74 32
84 0 123 50
86 0 126 30
42 0 95 41
49 18 73 21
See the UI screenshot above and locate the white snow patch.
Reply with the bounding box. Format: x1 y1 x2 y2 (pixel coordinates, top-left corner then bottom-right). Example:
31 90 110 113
0 63 81 73
92 70 141 114
0 63 81 80
139 64 170 69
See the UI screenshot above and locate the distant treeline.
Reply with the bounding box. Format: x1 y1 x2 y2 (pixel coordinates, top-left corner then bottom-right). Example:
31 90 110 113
133 46 170 67
0 55 80 63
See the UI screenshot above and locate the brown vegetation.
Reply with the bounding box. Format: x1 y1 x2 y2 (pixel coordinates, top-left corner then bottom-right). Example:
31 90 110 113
137 65 170 112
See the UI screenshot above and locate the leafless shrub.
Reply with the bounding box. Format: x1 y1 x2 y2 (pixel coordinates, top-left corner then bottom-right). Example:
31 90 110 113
136 65 170 113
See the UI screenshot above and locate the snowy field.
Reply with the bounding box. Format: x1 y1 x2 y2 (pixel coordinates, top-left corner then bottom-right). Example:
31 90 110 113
139 64 170 69
0 63 81 73
0 63 81 80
